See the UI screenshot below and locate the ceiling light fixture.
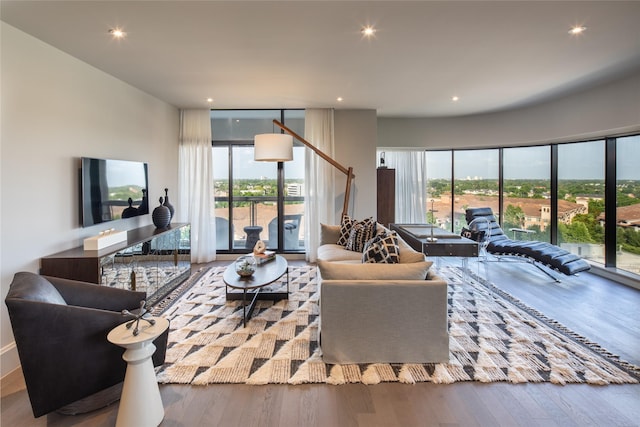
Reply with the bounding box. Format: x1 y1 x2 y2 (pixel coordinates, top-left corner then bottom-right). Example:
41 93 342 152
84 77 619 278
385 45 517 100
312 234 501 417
337 97 344 102
452 96 460 102
206 98 214 103
568 25 586 35
361 26 376 37
108 27 126 39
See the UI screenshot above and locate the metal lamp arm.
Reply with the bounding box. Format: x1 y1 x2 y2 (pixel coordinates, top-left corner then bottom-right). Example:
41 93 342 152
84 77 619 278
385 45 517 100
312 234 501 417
272 119 355 218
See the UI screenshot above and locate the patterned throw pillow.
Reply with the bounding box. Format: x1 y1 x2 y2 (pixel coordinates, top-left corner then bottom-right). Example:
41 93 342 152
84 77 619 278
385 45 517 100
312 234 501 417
337 215 375 248
362 231 400 263
345 219 376 252
337 215 356 247
461 227 485 242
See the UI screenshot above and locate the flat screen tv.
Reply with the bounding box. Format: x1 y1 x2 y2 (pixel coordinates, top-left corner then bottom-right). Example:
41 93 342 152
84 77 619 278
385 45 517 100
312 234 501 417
80 157 149 227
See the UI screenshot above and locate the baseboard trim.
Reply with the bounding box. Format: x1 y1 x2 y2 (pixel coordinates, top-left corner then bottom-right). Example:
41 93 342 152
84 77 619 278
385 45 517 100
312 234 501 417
1 341 20 380
589 263 640 290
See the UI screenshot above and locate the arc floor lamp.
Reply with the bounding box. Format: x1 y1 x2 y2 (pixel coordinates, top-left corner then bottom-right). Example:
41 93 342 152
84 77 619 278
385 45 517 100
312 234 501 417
254 119 355 218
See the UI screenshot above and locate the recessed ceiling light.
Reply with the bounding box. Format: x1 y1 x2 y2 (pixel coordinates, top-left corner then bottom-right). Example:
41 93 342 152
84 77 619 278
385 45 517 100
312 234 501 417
108 27 126 39
361 26 376 37
206 98 214 103
452 96 460 102
568 25 586 35
337 97 344 102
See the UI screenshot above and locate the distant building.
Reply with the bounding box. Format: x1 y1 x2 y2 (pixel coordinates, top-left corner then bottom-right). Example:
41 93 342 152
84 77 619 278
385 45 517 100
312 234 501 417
287 183 304 197
597 203 640 230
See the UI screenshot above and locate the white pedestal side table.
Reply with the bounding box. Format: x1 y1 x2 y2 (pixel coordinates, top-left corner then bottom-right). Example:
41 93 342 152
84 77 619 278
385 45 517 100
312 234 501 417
108 316 169 427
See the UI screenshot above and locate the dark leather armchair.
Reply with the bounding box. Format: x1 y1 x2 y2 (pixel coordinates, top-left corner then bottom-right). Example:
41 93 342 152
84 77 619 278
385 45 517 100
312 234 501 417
5 272 169 418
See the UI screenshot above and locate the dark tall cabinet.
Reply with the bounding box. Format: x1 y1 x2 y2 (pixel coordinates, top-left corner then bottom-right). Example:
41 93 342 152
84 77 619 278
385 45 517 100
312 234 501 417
377 168 395 226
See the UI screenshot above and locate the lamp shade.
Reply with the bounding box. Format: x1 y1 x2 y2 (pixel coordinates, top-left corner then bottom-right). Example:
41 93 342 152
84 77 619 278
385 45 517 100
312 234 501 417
254 133 294 162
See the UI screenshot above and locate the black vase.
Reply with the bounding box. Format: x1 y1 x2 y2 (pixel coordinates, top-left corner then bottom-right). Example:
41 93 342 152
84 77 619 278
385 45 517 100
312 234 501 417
163 188 175 222
152 197 171 229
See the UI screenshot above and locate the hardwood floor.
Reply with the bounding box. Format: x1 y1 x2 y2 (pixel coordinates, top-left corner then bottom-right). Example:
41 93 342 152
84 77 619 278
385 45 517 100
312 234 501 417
2 258 639 427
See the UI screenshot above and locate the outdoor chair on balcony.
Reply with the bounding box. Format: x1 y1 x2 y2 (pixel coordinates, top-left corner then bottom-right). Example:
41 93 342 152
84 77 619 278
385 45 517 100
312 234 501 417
268 214 302 251
465 207 591 282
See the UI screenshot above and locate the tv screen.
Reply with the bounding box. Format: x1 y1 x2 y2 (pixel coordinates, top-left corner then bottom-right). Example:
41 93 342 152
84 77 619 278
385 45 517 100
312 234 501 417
80 157 149 227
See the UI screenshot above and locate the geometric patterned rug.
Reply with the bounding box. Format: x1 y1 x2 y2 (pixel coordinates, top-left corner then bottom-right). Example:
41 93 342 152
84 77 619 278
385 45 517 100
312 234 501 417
152 265 640 385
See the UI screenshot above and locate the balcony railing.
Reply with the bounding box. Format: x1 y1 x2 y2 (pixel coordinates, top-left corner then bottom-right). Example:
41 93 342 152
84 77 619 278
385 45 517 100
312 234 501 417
214 196 305 253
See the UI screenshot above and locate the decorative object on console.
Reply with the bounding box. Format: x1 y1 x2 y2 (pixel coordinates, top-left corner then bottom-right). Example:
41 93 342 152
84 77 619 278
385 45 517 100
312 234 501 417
163 188 175 222
235 254 257 277
255 120 356 218
83 228 128 251
152 197 171 229
379 151 386 168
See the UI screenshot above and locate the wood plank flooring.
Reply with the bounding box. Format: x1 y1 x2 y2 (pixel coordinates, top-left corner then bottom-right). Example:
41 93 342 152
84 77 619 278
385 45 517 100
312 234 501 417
2 259 639 427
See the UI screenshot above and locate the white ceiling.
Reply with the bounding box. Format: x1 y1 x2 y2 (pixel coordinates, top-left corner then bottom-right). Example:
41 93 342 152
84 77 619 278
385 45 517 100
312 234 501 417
2 1 639 117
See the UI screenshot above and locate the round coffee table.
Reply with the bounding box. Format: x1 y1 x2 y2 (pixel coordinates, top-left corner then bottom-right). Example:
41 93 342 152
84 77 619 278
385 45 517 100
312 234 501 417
223 255 289 327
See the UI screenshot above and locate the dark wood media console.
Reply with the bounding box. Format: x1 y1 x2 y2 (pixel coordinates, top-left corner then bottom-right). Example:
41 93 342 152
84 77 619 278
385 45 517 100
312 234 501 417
41 223 191 304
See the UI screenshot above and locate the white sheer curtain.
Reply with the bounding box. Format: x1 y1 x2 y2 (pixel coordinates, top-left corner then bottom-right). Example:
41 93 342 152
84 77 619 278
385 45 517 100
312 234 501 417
383 150 427 223
304 109 336 262
177 109 215 263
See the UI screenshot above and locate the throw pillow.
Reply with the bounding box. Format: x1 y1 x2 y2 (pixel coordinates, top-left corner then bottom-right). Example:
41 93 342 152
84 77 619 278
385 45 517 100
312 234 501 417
318 260 433 281
337 215 375 249
345 220 376 252
362 231 400 263
461 227 485 242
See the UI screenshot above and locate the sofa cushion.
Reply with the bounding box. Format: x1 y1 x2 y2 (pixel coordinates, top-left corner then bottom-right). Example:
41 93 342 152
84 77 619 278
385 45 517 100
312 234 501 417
320 223 341 246
7 272 67 305
317 244 364 262
362 231 400 264
318 260 433 280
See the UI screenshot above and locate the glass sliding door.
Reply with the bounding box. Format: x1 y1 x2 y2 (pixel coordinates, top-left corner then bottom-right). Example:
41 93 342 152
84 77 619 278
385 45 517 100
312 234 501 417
453 149 499 233
211 109 305 253
557 141 605 264
503 146 551 242
616 135 640 275
213 146 231 250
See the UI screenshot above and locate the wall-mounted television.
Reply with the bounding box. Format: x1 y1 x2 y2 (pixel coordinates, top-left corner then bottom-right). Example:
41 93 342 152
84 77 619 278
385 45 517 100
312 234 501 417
80 157 149 227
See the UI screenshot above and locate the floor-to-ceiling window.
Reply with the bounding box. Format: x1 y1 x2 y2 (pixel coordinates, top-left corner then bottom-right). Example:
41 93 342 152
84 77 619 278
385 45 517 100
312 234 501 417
426 151 452 229
453 149 499 233
616 135 640 274
557 140 605 264
211 109 305 253
386 132 638 277
503 146 551 242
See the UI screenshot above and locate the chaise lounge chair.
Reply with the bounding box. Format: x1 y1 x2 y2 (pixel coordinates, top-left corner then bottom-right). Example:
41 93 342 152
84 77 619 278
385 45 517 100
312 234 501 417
465 207 591 282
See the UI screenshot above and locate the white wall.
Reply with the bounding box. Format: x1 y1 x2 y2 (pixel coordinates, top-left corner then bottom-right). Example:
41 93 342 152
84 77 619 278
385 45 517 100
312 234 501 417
378 72 640 150
334 110 377 219
0 23 180 377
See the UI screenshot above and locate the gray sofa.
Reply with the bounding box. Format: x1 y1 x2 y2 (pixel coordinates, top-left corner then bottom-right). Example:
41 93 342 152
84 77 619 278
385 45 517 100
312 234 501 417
317 224 449 364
